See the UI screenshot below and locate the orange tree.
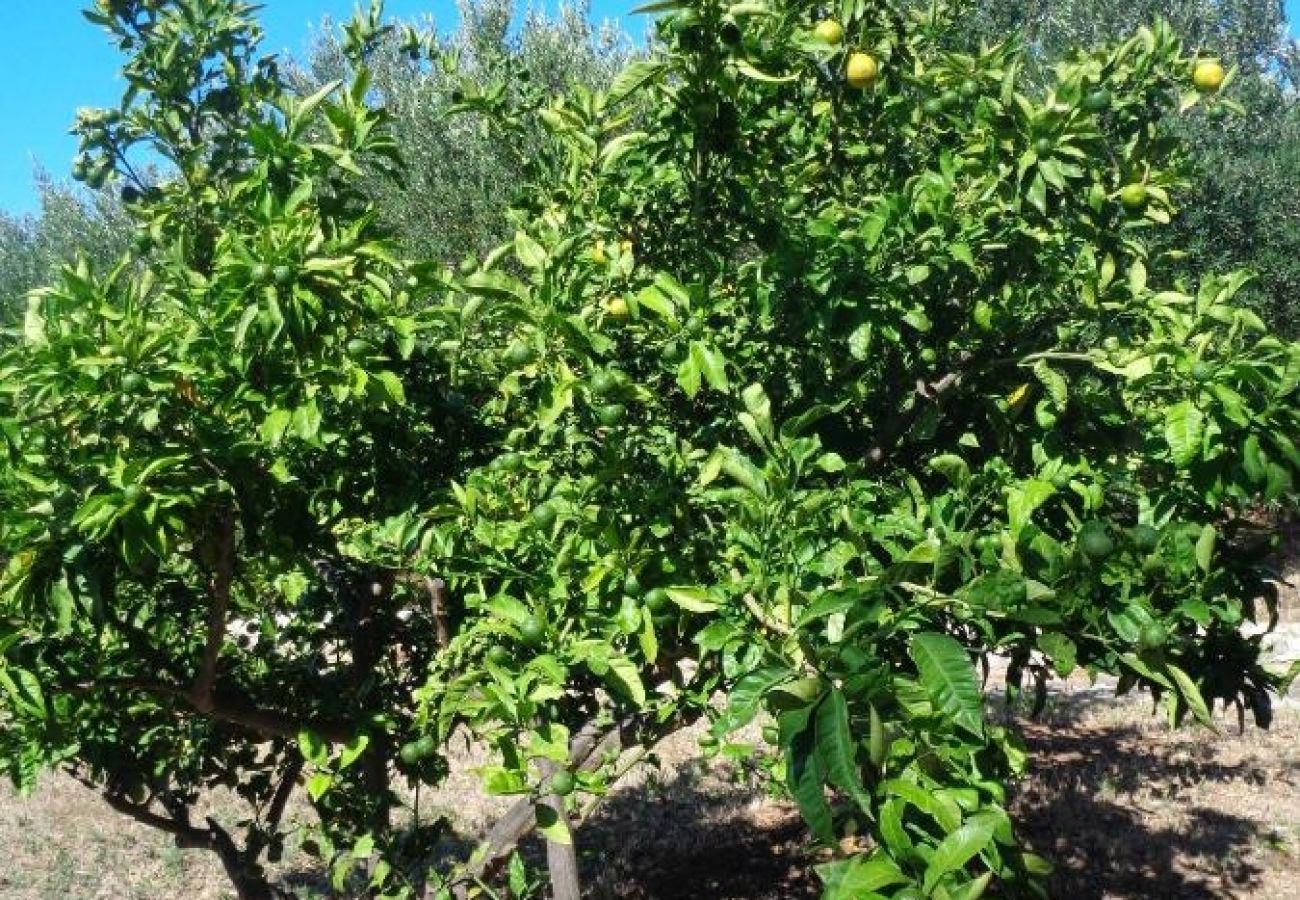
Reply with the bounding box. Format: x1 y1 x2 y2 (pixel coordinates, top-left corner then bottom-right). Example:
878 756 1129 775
1 1 1298 898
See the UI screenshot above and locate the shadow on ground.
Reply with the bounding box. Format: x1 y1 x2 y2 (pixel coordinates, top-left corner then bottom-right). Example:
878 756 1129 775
263 709 1295 898
1012 719 1296 899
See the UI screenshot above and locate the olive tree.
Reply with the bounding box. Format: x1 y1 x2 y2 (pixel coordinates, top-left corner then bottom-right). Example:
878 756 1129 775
297 0 634 265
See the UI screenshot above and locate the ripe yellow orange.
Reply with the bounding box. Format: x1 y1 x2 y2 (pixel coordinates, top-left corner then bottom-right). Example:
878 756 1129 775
845 52 879 90
814 19 843 45
1193 60 1225 93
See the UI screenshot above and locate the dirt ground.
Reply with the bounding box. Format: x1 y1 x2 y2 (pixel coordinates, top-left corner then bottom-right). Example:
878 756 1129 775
3 539 1297 899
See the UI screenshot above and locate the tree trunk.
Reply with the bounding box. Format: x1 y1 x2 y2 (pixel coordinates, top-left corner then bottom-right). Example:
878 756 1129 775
539 759 581 900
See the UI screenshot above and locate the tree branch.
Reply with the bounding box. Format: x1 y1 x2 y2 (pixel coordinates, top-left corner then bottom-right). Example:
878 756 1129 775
191 507 237 712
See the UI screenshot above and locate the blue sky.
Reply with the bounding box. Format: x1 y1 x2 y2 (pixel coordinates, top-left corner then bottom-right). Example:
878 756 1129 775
0 1 1296 216
0 1 634 215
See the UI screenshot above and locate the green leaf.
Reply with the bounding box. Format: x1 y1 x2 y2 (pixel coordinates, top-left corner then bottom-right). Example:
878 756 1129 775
1164 662 1215 729
514 230 547 270
788 730 834 844
818 852 909 898
929 454 970 487
298 730 330 767
1032 361 1068 410
1195 524 1216 574
815 689 872 813
664 586 721 612
720 666 793 733
690 341 729 392
1164 401 1205 469
338 734 370 770
373 371 406 406
1006 480 1055 537
606 60 666 106
535 802 573 844
922 813 997 893
306 773 334 802
909 633 984 738
604 654 647 707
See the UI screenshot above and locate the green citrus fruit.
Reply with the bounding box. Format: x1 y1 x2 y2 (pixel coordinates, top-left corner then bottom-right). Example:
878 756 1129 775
1191 361 1213 381
1138 622 1169 651
492 452 524 473
519 614 546 648
959 77 980 99
415 735 436 758
922 97 945 116
1083 88 1112 112
486 645 512 667
973 300 994 330
1119 183 1148 213
645 587 670 613
399 742 422 765
1131 524 1160 552
595 403 627 426
622 571 642 597
940 89 960 110
122 484 145 505
122 372 145 392
1193 60 1225 93
251 263 272 285
549 769 576 796
531 502 557 529
505 341 536 366
590 370 621 396
273 265 294 286
1078 522 1114 561
845 53 880 90
1034 137 1053 156
604 297 630 318
813 19 843 45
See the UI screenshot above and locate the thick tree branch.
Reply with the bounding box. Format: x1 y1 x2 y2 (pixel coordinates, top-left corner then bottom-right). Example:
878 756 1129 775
446 716 647 900
100 789 275 900
61 676 353 742
191 507 237 712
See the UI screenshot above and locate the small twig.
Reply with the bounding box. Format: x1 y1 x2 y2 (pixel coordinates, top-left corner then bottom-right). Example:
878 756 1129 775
743 593 793 637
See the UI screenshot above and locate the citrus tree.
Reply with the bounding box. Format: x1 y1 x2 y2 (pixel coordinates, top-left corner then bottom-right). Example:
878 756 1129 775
1 1 1298 899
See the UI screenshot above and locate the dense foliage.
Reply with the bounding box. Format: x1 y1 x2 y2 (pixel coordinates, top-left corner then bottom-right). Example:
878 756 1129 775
960 0 1300 335
0 1 1297 899
300 0 633 265
0 176 132 319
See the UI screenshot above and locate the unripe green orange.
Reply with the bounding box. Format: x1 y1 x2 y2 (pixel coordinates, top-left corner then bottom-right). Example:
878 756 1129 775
1119 183 1148 213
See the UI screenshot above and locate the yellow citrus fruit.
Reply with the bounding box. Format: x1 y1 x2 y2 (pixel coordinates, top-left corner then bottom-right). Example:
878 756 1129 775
845 52 879 90
591 239 607 264
619 239 633 255
604 297 630 318
814 19 843 45
1193 60 1225 93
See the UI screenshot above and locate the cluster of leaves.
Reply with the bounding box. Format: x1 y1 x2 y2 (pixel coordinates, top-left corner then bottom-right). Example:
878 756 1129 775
0 1 1297 899
956 0 1300 336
